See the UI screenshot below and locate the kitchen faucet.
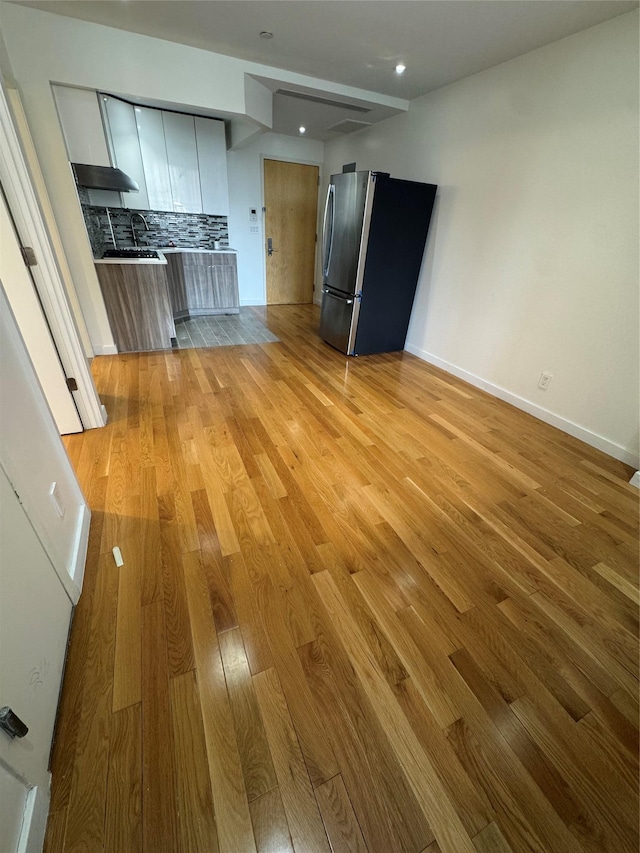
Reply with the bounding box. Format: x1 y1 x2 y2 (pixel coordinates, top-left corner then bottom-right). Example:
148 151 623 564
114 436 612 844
130 212 149 247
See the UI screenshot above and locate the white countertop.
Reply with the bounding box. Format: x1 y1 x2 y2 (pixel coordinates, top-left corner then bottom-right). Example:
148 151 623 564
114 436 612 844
95 254 167 265
159 247 237 254
94 247 237 264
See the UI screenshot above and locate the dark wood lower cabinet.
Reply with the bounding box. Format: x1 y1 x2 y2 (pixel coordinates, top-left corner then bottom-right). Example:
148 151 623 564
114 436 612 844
95 262 176 352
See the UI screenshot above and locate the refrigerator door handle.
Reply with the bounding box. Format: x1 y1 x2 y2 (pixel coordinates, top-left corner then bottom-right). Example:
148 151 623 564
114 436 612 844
322 184 335 278
322 288 352 305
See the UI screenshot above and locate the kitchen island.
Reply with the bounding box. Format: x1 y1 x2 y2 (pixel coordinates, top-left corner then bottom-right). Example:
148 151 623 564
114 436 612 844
95 255 175 352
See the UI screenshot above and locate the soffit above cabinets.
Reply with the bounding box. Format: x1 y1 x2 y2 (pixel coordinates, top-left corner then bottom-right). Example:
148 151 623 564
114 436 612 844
12 0 639 141
13 0 639 100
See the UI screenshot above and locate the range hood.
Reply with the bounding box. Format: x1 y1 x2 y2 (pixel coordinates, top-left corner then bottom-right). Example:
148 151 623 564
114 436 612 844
71 163 139 193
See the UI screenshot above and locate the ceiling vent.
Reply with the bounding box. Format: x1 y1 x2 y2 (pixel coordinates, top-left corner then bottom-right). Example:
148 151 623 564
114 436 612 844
275 89 372 114
327 119 373 135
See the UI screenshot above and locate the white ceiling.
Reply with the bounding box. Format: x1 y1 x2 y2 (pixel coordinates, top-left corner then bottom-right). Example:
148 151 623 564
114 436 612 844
11 0 639 139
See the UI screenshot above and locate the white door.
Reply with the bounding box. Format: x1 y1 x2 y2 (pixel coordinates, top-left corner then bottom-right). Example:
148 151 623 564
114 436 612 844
0 465 73 853
0 186 82 434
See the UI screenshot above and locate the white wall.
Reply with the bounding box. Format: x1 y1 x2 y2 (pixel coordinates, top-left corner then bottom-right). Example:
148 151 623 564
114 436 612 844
325 12 639 466
227 132 324 305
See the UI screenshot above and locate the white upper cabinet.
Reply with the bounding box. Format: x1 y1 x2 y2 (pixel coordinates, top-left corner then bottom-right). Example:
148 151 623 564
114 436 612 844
52 84 121 207
195 117 229 216
53 87 229 216
162 112 201 214
53 85 110 165
136 107 173 212
100 95 149 210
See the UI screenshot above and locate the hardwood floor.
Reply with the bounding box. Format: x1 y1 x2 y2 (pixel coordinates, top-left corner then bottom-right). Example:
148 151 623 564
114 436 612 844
48 304 638 853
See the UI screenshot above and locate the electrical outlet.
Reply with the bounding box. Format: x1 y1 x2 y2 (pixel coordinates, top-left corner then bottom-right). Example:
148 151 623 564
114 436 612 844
249 225 259 234
538 372 553 391
49 482 65 518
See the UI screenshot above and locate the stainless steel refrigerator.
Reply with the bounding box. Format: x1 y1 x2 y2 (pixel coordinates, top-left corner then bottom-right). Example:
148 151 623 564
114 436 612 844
319 170 437 356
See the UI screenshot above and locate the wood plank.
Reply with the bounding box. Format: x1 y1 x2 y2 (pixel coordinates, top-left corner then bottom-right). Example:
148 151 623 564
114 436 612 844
253 667 331 853
64 555 118 852
592 560 639 606
170 670 219 853
105 704 142 853
472 821 514 853
218 627 278 801
43 809 67 853
250 787 295 853
112 496 142 711
159 498 196 676
141 599 179 851
314 774 368 853
182 550 256 853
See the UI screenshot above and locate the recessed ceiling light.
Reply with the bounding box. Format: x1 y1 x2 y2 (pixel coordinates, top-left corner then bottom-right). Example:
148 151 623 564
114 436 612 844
260 31 273 39
395 63 406 75
299 126 306 134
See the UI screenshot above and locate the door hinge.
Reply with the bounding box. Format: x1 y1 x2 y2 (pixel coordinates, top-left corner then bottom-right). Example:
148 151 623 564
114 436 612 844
315 233 318 243
21 246 38 267
66 377 78 392
318 175 320 186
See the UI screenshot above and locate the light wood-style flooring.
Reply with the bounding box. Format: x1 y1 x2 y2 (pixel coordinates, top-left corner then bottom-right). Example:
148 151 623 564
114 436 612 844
48 305 639 853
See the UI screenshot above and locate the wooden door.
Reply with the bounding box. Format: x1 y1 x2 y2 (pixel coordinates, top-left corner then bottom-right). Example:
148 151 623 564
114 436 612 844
264 159 319 304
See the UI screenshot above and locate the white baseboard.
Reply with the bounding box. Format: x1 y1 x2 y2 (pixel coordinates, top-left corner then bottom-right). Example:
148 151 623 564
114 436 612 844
240 298 265 306
92 344 118 356
68 502 91 599
405 343 640 469
19 780 50 853
629 471 640 489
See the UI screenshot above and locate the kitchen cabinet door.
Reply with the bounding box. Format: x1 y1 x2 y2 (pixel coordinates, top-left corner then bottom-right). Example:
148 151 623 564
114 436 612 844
195 117 229 216
101 95 149 209
163 112 202 213
182 256 214 311
52 84 121 207
165 254 188 317
181 253 239 314
137 107 173 212
210 255 239 310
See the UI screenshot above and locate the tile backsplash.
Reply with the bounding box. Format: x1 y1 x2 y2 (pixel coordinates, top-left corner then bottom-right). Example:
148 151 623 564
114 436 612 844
78 189 229 257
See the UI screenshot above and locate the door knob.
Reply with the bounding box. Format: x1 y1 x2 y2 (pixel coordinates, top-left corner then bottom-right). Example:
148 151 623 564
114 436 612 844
0 706 28 739
267 237 278 257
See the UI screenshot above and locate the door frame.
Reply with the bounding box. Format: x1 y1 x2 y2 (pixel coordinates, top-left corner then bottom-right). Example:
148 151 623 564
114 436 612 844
0 81 106 431
260 154 324 306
